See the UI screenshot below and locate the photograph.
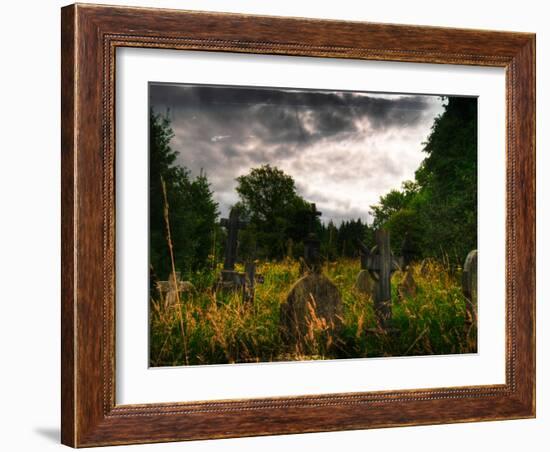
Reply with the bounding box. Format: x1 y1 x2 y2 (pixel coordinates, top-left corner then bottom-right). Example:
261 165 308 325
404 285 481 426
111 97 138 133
52 2 536 447
148 82 478 367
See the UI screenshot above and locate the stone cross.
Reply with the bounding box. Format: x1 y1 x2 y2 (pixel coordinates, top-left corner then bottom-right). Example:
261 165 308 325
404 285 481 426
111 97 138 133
156 271 195 307
303 203 322 272
364 229 402 328
220 207 247 272
218 208 264 302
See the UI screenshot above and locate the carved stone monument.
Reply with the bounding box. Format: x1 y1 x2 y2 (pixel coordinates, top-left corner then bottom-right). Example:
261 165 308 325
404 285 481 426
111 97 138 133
156 271 195 308
217 207 262 302
462 249 478 322
219 207 248 287
398 267 417 299
355 240 375 296
363 229 402 328
280 203 343 346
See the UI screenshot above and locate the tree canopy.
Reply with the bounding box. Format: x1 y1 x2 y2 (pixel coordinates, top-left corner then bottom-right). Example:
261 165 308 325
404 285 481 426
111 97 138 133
149 111 219 280
235 164 314 259
369 97 477 264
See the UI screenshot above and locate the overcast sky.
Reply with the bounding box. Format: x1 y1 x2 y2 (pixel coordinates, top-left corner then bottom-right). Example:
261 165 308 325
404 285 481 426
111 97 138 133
150 83 446 225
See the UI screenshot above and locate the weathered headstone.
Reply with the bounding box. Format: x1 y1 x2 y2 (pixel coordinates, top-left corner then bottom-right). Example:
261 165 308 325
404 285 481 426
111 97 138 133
355 240 375 296
462 249 478 322
243 261 257 303
364 229 401 328
280 203 343 347
149 264 160 300
355 270 375 295
398 267 417 299
281 273 343 345
156 271 195 308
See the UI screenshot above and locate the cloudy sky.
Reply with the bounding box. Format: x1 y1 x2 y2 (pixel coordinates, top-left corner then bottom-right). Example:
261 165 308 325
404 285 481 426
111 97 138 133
150 83 446 225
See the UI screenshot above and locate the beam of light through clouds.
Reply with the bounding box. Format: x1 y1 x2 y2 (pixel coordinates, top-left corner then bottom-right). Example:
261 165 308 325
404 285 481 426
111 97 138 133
150 83 446 225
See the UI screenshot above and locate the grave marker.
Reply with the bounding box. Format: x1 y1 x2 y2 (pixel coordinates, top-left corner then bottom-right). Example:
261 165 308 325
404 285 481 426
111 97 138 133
364 229 402 328
355 240 375 296
156 271 195 308
218 207 263 301
220 207 247 276
280 203 343 347
462 249 478 322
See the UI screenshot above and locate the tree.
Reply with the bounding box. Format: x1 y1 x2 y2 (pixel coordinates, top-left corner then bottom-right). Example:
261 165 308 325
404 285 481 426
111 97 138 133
235 165 312 259
369 97 477 264
149 110 219 279
370 182 418 229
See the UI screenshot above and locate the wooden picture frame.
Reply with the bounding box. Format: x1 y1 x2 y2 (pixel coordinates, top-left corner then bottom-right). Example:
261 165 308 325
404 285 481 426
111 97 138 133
61 3 535 447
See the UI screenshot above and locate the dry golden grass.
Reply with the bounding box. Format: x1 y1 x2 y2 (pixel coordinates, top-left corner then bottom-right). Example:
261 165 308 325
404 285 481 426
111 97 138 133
149 258 476 366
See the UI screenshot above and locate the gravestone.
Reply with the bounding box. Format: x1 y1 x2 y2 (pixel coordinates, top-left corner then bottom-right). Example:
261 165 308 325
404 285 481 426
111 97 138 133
243 261 261 303
462 249 478 322
281 273 343 345
280 203 343 346
364 229 402 328
217 207 263 302
149 264 160 300
156 271 195 308
219 207 248 286
398 267 417 299
355 240 375 296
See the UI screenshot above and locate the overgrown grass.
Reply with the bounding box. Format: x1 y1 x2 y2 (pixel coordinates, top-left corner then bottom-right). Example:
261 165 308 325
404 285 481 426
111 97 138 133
149 259 476 366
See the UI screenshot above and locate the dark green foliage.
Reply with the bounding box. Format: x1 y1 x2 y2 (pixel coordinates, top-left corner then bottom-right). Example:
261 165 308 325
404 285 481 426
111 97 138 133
235 164 314 259
370 97 477 264
149 111 220 280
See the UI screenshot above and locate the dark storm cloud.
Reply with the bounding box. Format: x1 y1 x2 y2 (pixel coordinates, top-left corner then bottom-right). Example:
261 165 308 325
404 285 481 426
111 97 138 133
150 83 436 143
149 82 446 222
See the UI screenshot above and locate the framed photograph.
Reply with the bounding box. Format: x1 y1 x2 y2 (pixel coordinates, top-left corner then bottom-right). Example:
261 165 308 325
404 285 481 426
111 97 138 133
61 3 535 447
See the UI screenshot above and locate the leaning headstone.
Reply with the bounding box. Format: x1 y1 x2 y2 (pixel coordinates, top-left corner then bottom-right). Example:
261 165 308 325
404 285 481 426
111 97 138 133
280 203 343 348
355 240 375 296
398 267 417 300
355 269 375 295
280 272 343 345
462 250 478 321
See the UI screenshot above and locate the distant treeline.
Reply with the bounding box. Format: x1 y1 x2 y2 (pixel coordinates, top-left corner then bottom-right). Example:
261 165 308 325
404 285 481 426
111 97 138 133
149 96 477 280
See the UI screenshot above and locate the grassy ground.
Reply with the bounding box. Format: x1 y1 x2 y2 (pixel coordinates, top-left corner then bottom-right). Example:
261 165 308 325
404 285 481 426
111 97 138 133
149 259 476 366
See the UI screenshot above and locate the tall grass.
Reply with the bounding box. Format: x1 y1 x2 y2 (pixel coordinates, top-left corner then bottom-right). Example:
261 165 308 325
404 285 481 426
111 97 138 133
149 258 476 366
